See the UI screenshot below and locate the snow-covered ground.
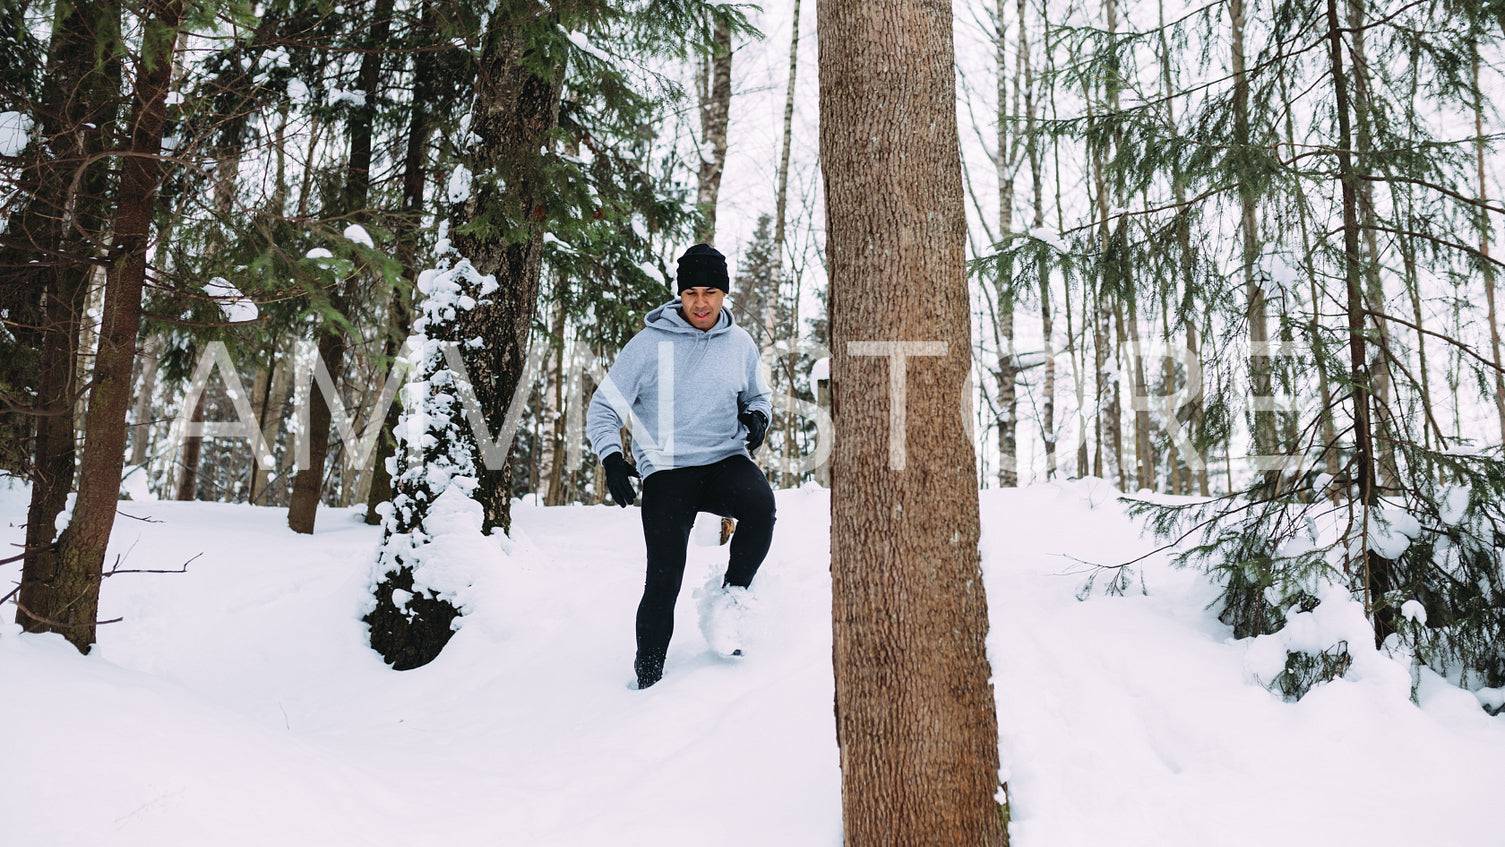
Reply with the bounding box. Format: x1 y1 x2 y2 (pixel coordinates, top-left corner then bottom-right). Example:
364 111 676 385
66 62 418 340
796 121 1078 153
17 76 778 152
2 477 1503 846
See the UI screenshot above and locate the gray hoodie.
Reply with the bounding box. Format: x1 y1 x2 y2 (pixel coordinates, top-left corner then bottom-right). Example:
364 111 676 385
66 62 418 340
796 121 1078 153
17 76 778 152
587 298 772 477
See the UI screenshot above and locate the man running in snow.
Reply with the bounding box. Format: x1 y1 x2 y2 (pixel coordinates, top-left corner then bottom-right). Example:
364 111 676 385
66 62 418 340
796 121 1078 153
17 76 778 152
586 243 776 690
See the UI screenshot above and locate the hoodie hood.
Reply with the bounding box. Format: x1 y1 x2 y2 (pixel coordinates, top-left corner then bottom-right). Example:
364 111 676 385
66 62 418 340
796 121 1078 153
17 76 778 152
644 298 735 336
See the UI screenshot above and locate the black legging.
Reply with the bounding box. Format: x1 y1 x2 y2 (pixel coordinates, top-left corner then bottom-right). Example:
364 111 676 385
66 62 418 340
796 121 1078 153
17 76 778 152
634 454 776 683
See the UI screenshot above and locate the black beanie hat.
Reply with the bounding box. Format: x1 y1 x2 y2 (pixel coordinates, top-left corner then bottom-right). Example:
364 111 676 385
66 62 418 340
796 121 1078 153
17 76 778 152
675 243 729 294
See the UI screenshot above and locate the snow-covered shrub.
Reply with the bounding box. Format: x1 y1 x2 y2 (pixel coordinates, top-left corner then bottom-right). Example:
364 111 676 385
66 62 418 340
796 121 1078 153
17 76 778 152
1131 453 1505 707
364 253 499 670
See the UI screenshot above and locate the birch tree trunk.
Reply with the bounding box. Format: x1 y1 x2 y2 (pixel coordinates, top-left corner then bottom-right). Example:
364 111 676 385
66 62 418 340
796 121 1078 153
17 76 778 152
820 0 1007 842
1025 0 1055 480
994 0 1018 488
695 10 732 244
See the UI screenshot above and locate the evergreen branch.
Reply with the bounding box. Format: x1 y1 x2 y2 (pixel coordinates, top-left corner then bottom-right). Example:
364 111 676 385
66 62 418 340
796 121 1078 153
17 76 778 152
1357 224 1505 271
1366 330 1451 450
1356 173 1505 216
1338 0 1433 36
1059 183 1232 236
1361 308 1505 375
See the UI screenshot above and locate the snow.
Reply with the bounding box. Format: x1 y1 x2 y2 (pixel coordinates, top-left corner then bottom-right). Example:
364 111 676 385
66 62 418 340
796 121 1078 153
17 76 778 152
1 478 1503 844
447 166 472 204
203 277 259 323
305 248 334 260
343 223 375 249
329 89 366 108
0 111 34 156
1027 226 1070 253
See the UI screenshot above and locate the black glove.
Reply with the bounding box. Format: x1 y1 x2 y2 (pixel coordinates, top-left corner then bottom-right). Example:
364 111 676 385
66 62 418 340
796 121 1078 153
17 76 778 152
739 409 769 454
603 452 640 507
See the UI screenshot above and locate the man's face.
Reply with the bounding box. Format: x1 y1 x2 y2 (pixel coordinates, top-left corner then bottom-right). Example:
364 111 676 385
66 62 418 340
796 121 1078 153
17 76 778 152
680 287 725 331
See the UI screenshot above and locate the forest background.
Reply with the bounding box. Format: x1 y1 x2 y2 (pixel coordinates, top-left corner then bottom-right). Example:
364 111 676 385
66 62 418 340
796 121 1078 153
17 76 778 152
4 0 1505 689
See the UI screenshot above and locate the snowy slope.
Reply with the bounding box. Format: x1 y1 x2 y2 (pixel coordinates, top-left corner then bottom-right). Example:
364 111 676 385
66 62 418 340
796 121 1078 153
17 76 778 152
2 478 1503 846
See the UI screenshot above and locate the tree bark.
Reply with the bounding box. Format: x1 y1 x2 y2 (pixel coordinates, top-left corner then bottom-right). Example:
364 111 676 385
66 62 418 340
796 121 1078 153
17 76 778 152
1346 0 1399 489
1325 0 1390 647
175 389 206 501
10 0 122 633
993 0 1018 488
365 7 436 524
1473 42 1505 444
289 0 391 533
1025 0 1055 480
129 336 160 467
1231 0 1278 494
695 11 733 244
47 0 182 652
452 6 566 535
772 0 800 279
820 0 1007 843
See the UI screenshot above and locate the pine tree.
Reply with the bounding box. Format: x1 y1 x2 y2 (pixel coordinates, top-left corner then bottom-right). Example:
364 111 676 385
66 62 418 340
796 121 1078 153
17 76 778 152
364 241 506 669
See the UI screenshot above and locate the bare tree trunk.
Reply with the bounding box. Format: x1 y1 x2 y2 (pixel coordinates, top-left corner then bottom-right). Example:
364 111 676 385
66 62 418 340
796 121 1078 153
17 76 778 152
695 10 733 244
543 273 571 506
1326 0 1390 648
1231 0 1278 494
129 336 160 467
1346 0 1399 488
364 9 436 524
773 0 800 277
47 0 182 651
290 0 391 533
1124 298 1152 491
1024 0 1055 480
175 389 206 500
1185 318 1210 495
820 0 1007 841
248 355 288 506
1090 145 1108 480
993 0 1018 488
1474 43 1505 444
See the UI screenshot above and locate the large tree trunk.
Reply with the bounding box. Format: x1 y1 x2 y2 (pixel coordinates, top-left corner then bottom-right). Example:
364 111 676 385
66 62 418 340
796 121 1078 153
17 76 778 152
10 0 122 633
47 0 182 652
452 9 565 535
819 0 1007 843
695 10 733 244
